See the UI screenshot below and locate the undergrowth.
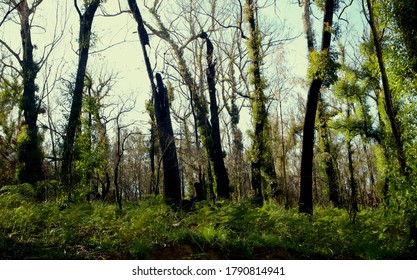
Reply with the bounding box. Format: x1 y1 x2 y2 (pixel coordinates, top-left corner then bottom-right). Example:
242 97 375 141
0 186 414 259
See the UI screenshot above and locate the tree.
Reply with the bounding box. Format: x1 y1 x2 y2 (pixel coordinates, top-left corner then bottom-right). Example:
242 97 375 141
0 72 21 186
0 0 47 184
154 73 182 205
391 0 417 73
143 1 230 200
299 0 337 215
127 0 182 206
113 98 136 210
201 32 230 199
317 95 340 207
245 0 278 206
363 0 407 173
61 0 100 202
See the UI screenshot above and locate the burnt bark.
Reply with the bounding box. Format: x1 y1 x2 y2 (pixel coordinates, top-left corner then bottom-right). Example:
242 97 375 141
128 0 181 205
299 0 335 215
155 73 182 204
203 34 230 199
62 0 100 200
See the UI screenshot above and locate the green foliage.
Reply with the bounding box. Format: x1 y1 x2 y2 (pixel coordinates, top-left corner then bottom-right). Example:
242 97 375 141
0 184 37 199
15 124 43 184
307 49 340 87
0 194 413 259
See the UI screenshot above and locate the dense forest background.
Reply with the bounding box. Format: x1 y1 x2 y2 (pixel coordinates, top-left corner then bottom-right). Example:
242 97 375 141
1 0 417 259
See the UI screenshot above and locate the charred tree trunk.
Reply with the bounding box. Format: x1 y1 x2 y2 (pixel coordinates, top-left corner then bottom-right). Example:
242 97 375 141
62 1 100 201
128 0 181 206
143 13 230 201
154 73 182 205
202 34 230 199
299 0 335 215
149 103 157 195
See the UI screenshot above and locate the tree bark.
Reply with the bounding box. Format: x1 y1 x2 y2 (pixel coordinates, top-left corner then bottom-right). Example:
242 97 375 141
154 73 182 204
318 97 340 207
144 12 230 200
203 34 230 199
16 0 43 184
365 0 407 172
62 1 100 200
245 0 278 206
128 0 181 205
299 0 335 215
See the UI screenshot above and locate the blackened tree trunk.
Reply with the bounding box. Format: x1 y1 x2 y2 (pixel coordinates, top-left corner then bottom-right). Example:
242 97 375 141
299 0 335 215
15 0 43 184
143 13 230 200
128 0 181 206
202 34 230 199
154 73 182 204
62 0 100 201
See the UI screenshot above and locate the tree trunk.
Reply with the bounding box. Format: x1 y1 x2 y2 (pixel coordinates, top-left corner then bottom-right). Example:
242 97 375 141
203 34 230 199
62 1 100 200
154 73 182 205
128 0 181 206
365 0 407 172
299 0 335 215
114 129 123 210
346 105 358 221
16 0 43 184
318 97 340 207
245 0 277 206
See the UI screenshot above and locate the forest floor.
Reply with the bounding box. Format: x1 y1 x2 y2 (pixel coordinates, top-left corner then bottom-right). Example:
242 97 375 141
0 185 416 260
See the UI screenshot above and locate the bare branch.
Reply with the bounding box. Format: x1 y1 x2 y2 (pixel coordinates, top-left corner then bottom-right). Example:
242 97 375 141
198 11 247 39
337 0 354 21
0 39 22 65
74 0 81 18
0 0 22 27
28 0 43 14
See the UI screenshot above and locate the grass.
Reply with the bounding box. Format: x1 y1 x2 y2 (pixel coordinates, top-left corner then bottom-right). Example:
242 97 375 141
0 188 415 259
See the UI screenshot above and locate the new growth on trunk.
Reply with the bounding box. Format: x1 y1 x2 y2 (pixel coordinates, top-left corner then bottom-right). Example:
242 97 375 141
299 0 335 215
62 0 100 202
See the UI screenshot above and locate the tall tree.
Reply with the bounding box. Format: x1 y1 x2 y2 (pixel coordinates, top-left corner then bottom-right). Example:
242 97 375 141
201 32 230 199
363 0 407 173
144 3 230 200
245 0 278 205
299 0 336 215
0 0 46 184
127 0 182 206
391 0 417 73
154 73 182 205
61 0 100 201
